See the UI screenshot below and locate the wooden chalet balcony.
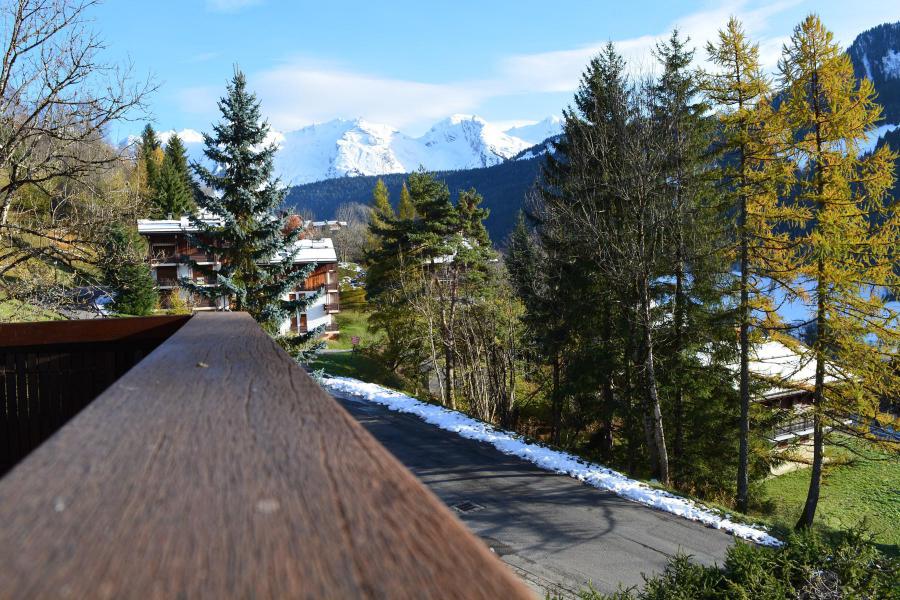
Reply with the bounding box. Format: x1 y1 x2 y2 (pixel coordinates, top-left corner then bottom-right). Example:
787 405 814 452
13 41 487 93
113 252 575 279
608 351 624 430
0 313 529 599
150 251 218 265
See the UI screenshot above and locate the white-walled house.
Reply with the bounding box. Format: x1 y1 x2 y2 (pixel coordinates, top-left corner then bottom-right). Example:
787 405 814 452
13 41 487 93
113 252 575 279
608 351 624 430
136 215 339 336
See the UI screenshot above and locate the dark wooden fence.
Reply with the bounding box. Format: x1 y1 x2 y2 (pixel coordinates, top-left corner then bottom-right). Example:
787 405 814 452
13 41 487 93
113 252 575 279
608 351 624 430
0 316 190 477
0 312 532 599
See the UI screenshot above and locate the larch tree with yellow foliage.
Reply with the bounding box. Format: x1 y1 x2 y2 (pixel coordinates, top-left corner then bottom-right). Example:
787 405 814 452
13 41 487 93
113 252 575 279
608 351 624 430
778 15 899 530
397 182 416 220
705 17 798 514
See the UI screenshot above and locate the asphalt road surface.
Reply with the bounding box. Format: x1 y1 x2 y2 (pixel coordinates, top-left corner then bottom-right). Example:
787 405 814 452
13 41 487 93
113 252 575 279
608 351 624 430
332 391 737 597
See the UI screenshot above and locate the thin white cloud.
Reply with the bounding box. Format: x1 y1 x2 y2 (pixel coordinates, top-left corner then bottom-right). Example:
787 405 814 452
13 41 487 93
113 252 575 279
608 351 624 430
495 0 804 94
251 62 485 131
205 0 263 12
158 128 205 145
174 1 895 135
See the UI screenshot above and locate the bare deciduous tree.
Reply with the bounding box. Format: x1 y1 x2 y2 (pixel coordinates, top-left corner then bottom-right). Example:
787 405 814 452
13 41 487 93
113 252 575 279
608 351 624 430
333 201 370 263
0 0 154 313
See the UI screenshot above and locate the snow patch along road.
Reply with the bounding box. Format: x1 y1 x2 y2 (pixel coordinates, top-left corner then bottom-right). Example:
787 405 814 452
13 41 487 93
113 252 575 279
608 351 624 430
322 375 782 548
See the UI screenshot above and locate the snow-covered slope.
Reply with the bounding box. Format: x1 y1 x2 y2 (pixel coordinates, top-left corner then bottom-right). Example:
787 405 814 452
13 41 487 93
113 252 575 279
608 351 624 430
127 114 560 185
274 119 408 184
274 114 531 184
504 116 563 145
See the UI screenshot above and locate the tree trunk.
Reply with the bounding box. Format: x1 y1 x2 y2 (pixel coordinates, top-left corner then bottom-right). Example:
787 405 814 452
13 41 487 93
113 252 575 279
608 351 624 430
444 341 456 411
641 280 669 486
798 82 826 530
733 62 752 514
736 251 751 512
736 172 751 514
551 354 561 446
797 258 827 530
0 197 11 246
672 247 685 482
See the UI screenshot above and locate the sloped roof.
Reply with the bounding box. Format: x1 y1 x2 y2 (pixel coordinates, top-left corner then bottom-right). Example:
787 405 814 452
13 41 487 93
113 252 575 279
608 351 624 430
747 339 841 399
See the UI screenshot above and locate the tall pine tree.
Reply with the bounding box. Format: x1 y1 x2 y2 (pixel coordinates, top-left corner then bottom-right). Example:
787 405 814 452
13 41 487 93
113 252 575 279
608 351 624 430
183 69 317 334
137 124 163 209
652 30 728 484
366 178 394 255
153 134 197 219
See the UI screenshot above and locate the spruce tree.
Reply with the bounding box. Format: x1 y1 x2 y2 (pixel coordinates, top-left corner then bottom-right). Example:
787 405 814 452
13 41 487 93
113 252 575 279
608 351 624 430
137 124 163 206
183 68 317 334
164 133 192 189
778 15 899 529
149 134 196 217
367 171 493 408
651 30 724 483
100 223 158 316
705 17 796 513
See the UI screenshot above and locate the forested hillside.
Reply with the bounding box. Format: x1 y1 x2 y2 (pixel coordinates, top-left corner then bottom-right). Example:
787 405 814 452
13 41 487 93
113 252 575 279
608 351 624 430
847 22 900 123
286 22 900 247
285 153 544 244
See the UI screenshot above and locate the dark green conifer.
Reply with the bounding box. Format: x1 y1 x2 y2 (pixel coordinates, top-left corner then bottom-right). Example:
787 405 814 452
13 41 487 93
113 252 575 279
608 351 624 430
183 68 317 336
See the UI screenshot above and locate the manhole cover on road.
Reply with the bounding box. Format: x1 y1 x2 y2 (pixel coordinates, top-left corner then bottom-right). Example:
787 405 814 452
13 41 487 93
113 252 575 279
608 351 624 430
451 500 484 514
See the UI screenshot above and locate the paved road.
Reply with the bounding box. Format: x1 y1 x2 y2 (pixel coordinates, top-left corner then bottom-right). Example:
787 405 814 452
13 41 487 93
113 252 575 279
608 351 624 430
332 391 736 597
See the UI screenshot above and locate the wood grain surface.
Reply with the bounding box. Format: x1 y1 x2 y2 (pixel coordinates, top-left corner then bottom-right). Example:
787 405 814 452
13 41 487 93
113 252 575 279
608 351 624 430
0 315 189 348
0 312 533 599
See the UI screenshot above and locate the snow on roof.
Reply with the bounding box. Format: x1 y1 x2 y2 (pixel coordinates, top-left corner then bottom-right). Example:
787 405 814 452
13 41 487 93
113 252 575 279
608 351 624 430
137 210 223 233
137 214 337 264
278 238 337 263
747 339 840 399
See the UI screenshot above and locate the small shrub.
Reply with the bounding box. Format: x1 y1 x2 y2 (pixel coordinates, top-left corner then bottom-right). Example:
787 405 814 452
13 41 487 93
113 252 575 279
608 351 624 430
586 529 898 599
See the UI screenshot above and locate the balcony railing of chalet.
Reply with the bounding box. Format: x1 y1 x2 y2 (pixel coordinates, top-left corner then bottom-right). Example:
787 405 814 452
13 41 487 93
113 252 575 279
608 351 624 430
773 415 815 440
0 313 530 599
298 273 339 293
326 298 340 313
150 250 218 264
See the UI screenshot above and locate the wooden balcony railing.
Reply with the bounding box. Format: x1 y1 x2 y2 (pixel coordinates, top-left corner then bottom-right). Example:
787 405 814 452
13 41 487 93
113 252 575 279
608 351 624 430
773 415 815 439
0 315 190 476
150 251 218 264
0 313 530 599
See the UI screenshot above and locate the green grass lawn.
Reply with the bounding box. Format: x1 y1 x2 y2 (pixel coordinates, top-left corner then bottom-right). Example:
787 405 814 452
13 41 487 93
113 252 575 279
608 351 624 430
310 351 408 391
326 286 378 351
757 436 900 551
325 308 383 350
0 298 62 322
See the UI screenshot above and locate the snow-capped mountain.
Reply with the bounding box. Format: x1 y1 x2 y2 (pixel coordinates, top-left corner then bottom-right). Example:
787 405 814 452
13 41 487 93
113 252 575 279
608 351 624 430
848 22 900 125
504 116 563 145
274 119 405 184
274 114 531 185
128 114 556 185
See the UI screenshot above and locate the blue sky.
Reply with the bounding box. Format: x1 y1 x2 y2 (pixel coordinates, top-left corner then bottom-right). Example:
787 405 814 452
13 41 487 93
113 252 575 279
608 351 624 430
97 0 899 139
